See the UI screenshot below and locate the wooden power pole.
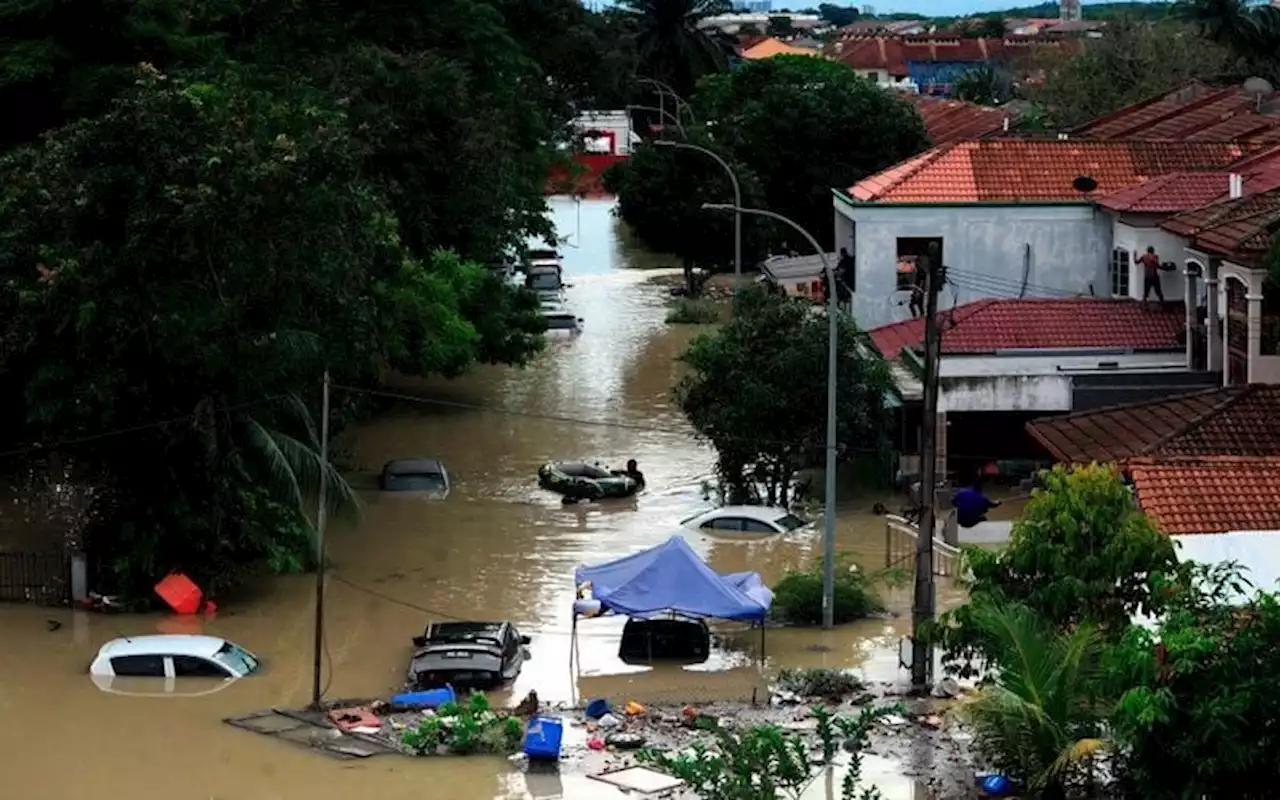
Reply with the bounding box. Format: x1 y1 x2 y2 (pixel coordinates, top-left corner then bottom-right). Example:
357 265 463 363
911 243 944 691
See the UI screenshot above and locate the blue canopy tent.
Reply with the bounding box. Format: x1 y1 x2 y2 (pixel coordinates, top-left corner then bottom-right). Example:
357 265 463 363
570 535 774 673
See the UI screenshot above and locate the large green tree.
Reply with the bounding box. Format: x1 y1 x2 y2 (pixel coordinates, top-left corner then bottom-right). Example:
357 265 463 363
692 55 928 249
674 287 893 505
930 463 1178 676
1177 0 1280 82
1023 18 1232 128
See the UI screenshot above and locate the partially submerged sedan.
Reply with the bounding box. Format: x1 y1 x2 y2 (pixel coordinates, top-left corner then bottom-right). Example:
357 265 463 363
407 621 529 691
379 458 450 498
680 505 813 538
88 634 260 696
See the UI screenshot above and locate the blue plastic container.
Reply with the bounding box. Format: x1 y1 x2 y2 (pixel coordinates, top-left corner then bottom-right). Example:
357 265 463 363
390 685 456 710
522 715 564 761
584 697 610 719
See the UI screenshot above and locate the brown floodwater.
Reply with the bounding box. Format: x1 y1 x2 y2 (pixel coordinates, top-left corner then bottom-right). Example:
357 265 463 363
0 198 999 799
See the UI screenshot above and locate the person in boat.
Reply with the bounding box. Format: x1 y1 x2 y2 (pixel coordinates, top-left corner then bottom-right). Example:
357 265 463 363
952 474 1001 529
611 459 645 489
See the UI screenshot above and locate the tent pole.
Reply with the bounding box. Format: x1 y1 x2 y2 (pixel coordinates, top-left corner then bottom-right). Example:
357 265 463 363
760 622 766 661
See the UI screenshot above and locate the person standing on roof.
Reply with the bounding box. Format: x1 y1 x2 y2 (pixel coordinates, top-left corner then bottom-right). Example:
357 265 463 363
1138 246 1171 308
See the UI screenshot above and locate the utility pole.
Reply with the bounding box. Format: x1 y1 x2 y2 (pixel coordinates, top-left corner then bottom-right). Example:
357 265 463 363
911 243 943 691
310 370 331 710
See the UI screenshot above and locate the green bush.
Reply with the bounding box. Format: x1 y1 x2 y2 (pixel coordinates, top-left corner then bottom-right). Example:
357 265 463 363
400 691 523 756
771 560 889 626
776 667 863 700
666 297 720 324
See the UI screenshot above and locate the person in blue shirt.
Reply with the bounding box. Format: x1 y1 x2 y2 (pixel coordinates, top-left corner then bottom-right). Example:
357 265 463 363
953 476 1001 529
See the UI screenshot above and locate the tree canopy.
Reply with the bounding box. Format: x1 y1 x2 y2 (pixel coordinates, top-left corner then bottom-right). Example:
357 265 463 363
612 56 928 268
674 287 893 506
1022 18 1232 128
0 0 582 599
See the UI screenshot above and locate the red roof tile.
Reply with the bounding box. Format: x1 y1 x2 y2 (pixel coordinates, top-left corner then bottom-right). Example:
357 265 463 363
905 95 1015 145
849 140 1250 204
1098 151 1280 213
1073 81 1280 143
1128 456 1280 535
1160 187 1280 266
868 298 1184 358
1025 384 1280 463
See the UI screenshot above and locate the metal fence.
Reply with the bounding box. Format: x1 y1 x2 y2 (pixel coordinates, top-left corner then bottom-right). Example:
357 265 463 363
0 551 71 606
883 515 961 578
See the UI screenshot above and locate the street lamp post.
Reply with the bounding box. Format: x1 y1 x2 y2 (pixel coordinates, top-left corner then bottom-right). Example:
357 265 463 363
625 104 686 137
655 140 742 283
637 78 697 126
703 203 840 630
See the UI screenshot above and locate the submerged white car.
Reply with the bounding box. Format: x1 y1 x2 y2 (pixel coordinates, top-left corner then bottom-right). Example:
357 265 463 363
89 634 260 696
680 505 813 537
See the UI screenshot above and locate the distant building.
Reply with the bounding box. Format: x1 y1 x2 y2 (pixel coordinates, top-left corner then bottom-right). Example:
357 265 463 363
700 12 821 34
732 0 773 11
1059 0 1082 22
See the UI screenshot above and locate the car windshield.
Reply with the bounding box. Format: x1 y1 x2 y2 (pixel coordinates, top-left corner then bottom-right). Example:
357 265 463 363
774 513 809 532
212 642 259 675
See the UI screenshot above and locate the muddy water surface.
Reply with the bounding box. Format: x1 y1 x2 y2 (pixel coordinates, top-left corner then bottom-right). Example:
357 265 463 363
0 198 985 800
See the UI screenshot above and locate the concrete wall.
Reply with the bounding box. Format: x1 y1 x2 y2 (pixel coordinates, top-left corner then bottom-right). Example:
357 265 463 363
837 198 1112 330
1111 215 1188 302
937 351 1185 412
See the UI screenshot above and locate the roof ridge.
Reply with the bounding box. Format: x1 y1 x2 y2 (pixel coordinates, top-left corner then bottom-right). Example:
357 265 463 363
1128 453 1280 465
1138 384 1256 456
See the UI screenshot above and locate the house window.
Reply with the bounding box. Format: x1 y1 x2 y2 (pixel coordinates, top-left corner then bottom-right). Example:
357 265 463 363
895 237 943 291
1109 248 1130 297
866 71 879 82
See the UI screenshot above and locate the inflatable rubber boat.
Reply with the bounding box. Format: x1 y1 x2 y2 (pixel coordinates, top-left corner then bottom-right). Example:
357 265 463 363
537 461 640 501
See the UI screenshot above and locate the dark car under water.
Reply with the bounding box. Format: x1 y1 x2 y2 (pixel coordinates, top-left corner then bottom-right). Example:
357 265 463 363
379 458 450 498
407 621 529 691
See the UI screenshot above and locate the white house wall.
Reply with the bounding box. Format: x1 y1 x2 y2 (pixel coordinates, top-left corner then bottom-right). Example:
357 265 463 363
1111 216 1188 302
836 200 1112 330
940 374 1071 412
936 352 1184 412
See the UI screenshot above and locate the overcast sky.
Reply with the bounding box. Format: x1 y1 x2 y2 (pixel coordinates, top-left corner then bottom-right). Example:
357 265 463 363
780 0 1161 17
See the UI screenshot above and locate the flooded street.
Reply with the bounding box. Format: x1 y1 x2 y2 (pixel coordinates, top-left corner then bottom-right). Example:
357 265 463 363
0 198 983 799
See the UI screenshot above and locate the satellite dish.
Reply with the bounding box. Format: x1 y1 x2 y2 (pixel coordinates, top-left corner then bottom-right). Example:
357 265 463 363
1243 77 1274 98
1072 175 1098 194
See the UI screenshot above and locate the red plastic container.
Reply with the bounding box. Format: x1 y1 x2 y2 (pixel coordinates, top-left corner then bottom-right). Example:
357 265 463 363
154 572 203 615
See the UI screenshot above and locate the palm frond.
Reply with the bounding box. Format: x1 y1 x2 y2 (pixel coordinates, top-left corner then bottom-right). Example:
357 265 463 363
241 417 362 527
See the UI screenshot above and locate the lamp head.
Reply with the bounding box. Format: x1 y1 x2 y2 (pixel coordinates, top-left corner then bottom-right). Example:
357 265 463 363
701 202 731 211
653 139 673 147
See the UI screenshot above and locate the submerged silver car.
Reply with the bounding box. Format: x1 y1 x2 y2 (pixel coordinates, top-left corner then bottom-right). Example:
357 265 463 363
407 621 529 690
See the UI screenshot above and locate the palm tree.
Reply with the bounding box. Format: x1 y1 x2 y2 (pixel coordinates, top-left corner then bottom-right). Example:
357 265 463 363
1177 0 1280 82
620 0 735 100
966 602 1108 799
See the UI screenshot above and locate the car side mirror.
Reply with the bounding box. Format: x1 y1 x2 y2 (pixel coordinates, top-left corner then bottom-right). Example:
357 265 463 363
520 634 531 645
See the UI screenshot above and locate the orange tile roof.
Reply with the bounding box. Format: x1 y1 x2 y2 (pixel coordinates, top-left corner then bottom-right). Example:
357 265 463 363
1026 384 1280 463
868 298 1184 359
1128 456 1280 535
1160 187 1280 266
849 140 1251 204
741 37 820 59
1073 81 1280 144
905 95 1015 145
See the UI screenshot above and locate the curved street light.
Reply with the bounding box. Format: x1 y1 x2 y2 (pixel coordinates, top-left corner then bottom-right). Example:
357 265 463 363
702 202 840 630
654 140 741 283
625 104 686 137
636 77 697 125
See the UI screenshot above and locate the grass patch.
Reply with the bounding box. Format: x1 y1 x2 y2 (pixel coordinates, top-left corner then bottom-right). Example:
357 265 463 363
771 558 902 626
665 297 720 324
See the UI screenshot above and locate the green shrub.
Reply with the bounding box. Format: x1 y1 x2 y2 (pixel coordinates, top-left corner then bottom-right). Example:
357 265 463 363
639 705 894 800
776 667 863 700
771 560 889 626
666 297 720 324
400 690 523 756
